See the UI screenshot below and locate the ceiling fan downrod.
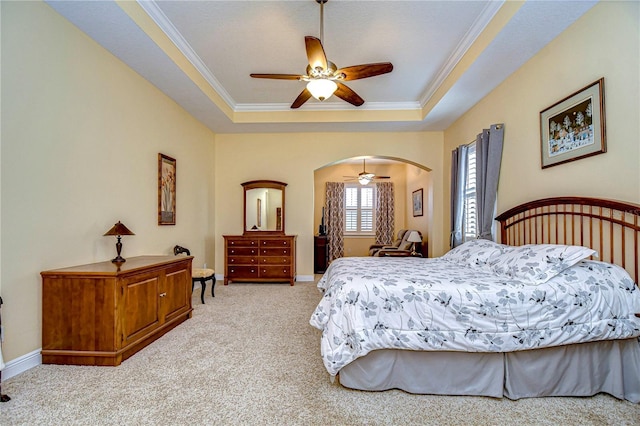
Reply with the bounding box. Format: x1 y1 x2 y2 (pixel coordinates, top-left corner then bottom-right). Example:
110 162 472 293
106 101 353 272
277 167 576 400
316 0 328 45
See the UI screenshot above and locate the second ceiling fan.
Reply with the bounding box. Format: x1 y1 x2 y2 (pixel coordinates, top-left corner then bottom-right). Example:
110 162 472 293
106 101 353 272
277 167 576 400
250 0 393 109
344 159 391 185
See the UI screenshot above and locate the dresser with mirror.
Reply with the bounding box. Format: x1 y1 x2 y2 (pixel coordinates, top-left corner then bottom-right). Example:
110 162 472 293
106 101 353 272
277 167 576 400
223 180 296 285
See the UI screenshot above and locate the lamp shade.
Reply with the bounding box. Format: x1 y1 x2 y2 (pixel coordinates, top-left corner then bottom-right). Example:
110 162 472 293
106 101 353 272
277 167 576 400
407 231 422 243
104 221 135 237
307 79 337 101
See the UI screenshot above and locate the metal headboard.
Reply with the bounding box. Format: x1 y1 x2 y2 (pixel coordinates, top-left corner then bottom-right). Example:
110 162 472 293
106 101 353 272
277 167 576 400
495 197 640 284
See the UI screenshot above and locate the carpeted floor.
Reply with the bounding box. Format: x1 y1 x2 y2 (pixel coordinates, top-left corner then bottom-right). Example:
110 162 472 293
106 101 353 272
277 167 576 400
1 280 639 425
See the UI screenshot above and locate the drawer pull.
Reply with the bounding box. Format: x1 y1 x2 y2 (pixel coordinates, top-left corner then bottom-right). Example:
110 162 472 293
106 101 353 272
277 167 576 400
159 292 167 298
231 249 235 254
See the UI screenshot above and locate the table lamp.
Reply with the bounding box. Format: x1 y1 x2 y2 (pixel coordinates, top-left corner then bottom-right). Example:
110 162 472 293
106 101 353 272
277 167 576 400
407 231 422 256
104 221 135 263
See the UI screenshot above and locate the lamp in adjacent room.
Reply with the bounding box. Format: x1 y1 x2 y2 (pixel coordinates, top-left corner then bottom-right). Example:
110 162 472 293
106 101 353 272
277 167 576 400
406 231 422 256
103 221 135 263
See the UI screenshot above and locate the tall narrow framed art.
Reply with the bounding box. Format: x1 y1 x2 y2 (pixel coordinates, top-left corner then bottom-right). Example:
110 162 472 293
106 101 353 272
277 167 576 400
412 188 423 217
158 153 176 225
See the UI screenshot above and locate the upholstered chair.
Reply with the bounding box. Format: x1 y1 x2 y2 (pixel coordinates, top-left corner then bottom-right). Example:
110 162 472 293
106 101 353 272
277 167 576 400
174 245 215 304
373 230 423 257
369 229 408 256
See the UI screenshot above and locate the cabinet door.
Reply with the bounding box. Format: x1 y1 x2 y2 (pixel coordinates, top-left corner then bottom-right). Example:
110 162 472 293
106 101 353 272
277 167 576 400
162 263 192 323
120 271 161 347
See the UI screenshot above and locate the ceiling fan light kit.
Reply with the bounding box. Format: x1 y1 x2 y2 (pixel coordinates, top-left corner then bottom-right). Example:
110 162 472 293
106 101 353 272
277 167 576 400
250 0 393 109
358 175 373 185
307 78 337 101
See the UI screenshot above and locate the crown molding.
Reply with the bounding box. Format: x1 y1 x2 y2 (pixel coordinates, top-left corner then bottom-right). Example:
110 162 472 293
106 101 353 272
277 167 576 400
137 0 237 108
419 0 504 107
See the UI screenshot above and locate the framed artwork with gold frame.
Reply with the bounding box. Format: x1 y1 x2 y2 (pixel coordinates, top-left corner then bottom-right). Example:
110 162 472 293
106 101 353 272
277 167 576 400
540 78 606 169
158 153 176 225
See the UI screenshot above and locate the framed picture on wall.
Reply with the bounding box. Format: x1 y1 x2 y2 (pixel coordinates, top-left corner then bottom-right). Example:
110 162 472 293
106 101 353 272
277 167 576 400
540 78 606 169
158 153 176 225
412 188 423 217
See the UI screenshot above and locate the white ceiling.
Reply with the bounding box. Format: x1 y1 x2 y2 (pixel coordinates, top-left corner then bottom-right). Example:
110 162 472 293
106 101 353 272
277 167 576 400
46 0 597 134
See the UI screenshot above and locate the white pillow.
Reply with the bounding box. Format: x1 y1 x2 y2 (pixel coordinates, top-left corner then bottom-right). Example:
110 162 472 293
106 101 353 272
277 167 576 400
442 239 510 269
488 244 597 285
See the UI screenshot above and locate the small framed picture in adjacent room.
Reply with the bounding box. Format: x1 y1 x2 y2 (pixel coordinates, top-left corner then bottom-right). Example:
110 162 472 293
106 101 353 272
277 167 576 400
412 188 423 217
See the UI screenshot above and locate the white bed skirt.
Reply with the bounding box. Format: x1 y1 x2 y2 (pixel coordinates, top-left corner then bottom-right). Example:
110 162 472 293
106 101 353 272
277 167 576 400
338 338 640 403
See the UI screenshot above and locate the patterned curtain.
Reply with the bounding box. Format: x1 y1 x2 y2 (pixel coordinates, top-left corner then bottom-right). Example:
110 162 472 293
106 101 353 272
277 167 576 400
375 182 395 245
325 182 344 262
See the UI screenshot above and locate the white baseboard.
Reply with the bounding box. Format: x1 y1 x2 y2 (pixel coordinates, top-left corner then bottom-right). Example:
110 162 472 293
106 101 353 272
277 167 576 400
2 349 41 380
296 275 314 282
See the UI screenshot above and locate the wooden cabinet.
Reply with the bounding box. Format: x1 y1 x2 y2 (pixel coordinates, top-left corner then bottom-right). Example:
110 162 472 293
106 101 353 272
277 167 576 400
314 235 328 273
41 256 193 366
224 235 296 285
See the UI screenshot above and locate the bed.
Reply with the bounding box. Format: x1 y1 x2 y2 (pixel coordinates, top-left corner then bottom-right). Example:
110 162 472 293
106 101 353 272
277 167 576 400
309 197 640 402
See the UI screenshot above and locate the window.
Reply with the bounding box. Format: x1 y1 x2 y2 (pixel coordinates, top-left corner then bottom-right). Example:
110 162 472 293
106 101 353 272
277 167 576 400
345 184 375 235
463 143 477 242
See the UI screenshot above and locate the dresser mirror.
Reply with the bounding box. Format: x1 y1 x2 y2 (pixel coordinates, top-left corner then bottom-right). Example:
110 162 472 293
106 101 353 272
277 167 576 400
242 180 286 234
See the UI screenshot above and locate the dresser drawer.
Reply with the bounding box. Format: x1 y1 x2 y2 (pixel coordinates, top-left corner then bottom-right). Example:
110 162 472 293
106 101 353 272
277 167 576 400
227 247 258 256
260 247 292 257
227 238 259 247
260 266 292 278
260 238 292 248
227 256 258 265
227 265 259 278
260 256 290 265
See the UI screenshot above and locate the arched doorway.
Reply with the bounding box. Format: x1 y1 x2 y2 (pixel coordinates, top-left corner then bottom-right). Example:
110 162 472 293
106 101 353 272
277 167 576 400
313 156 433 263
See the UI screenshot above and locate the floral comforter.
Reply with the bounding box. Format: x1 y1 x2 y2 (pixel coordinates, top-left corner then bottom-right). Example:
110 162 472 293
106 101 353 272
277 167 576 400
309 256 640 376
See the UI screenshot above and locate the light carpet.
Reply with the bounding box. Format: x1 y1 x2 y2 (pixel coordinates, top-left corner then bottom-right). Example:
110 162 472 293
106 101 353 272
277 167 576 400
1 280 639 425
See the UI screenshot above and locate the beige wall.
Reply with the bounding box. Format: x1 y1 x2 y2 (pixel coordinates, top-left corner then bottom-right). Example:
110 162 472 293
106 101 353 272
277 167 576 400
405 164 431 254
443 1 640 251
214 132 444 276
1 2 215 361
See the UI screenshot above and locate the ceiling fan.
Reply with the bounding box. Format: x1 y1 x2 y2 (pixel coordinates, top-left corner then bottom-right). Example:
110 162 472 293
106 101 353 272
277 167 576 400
344 159 391 185
250 0 393 109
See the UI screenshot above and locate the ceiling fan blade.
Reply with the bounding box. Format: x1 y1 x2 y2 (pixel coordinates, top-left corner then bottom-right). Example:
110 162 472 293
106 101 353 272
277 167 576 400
336 63 394 81
305 36 328 71
334 82 364 107
373 176 391 179
250 74 304 80
291 88 313 109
